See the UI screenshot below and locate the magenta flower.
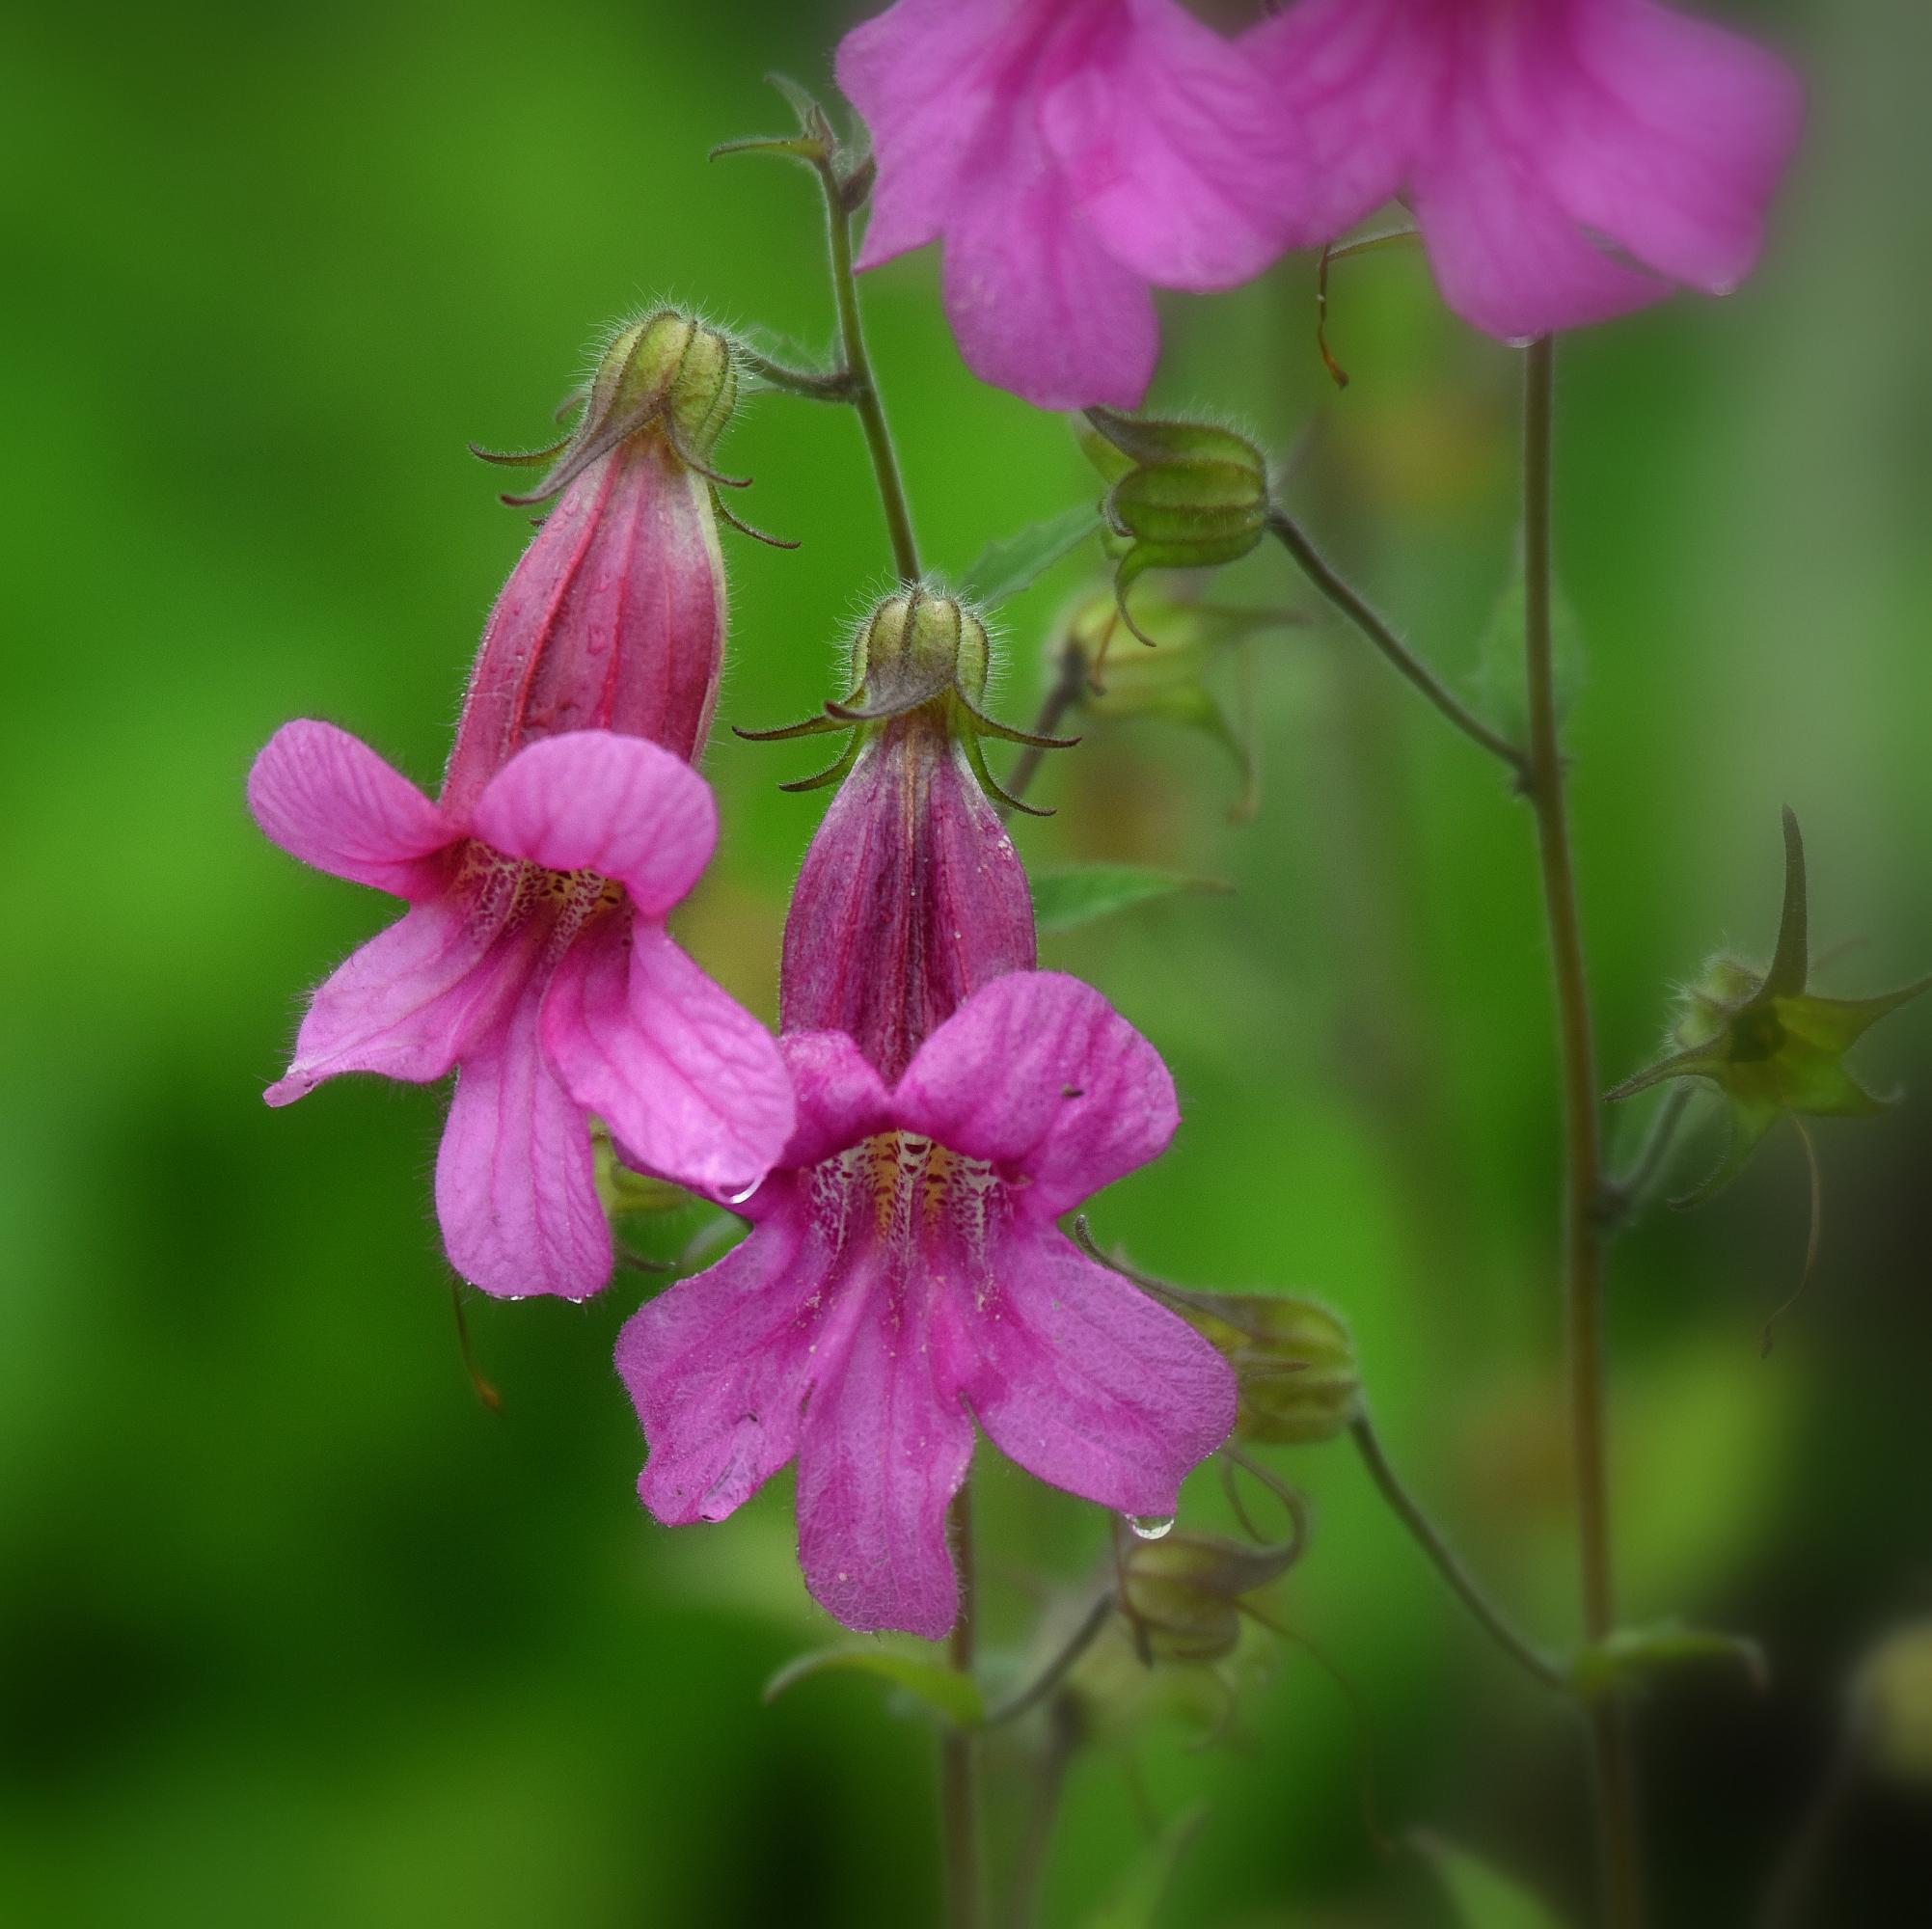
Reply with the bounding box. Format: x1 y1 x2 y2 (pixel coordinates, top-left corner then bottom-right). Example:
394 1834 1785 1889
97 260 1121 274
1250 0 1803 341
837 0 1310 410
616 970 1237 1638
250 725 793 1298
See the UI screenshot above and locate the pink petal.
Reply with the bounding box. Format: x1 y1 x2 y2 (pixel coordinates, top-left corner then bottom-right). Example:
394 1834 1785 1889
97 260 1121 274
1539 0 1802 297
941 147 1159 410
794 1275 975 1639
442 442 727 817
773 1031 894 1173
249 720 451 900
434 968 610 1299
895 971 1178 1221
264 897 529 1104
1041 0 1304 287
968 1231 1235 1515
540 917 793 1204
1245 0 1435 244
1411 95 1665 340
836 0 1017 269
618 1205 836 1525
468 731 716 919
780 727 1036 1086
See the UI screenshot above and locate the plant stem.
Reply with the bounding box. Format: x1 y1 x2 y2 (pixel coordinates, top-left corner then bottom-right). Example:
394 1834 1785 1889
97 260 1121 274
1266 507 1529 778
737 346 858 402
1348 1414 1565 1690
1520 335 1644 1929
940 1481 983 1929
812 155 921 583
1010 1696 1080 1929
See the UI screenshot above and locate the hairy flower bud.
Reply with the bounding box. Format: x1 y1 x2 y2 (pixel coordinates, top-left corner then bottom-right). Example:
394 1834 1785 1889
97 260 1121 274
444 312 747 814
1121 1530 1300 1665
1083 407 1271 645
745 588 1069 1081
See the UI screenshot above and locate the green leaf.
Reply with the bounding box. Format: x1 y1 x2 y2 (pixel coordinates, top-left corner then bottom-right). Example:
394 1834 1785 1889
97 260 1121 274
1032 865 1231 936
1080 1802 1208 1929
1474 560 1586 743
762 1647 984 1727
958 503 1103 609
1416 1834 1569 1929
1570 1620 1767 1700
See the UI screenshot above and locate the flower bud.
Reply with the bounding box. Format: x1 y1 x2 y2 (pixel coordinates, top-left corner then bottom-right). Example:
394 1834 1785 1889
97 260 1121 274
1184 1291 1361 1446
443 312 745 814
1857 1621 1932 1786
1121 1531 1298 1665
748 587 1062 1081
1083 408 1271 645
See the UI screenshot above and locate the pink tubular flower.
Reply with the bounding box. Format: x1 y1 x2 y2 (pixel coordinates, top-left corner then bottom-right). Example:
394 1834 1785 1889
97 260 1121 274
616 971 1237 1638
772 591 1042 1082
836 0 1311 410
1249 0 1803 341
445 312 741 816
250 725 793 1298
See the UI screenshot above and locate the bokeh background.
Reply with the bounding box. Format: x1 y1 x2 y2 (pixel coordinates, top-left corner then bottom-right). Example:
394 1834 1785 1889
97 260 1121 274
5 1 1928 1923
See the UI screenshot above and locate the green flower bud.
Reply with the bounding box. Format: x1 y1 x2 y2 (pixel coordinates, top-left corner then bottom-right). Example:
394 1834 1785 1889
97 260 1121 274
1184 1291 1361 1446
1121 1531 1299 1665
1082 408 1272 646
1609 810 1930 1204
737 585 1075 815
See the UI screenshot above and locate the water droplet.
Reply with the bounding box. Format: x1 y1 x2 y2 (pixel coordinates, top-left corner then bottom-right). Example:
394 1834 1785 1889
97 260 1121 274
1127 1513 1175 1541
505 1294 530 1303
725 1180 760 1206
1504 334 1538 351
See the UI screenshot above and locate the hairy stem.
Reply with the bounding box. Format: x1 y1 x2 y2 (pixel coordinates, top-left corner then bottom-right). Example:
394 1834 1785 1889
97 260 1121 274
1266 507 1529 777
813 156 921 582
1520 336 1644 1929
1349 1414 1565 1690
940 1481 983 1929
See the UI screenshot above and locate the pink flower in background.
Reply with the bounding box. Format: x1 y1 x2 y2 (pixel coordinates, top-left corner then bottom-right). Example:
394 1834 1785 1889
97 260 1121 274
617 971 1236 1638
250 725 793 1299
1249 0 1803 341
837 0 1311 410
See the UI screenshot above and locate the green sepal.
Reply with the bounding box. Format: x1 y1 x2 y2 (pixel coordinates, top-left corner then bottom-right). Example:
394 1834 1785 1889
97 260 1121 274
763 1647 985 1728
1608 810 1930 1203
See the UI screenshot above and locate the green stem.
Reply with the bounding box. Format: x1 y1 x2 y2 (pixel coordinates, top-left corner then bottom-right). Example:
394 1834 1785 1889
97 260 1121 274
812 155 921 582
1348 1414 1565 1690
1601 1085 1694 1230
1000 633 1088 812
737 346 857 402
1266 507 1529 778
1520 335 1645 1929
940 1481 983 1929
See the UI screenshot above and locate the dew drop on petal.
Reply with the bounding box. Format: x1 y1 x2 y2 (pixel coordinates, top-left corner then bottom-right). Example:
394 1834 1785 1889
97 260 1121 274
725 1180 760 1206
1127 1513 1175 1541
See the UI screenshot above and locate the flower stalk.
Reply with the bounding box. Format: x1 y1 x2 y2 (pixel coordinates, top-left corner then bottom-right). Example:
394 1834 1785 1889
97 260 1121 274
1520 335 1645 1929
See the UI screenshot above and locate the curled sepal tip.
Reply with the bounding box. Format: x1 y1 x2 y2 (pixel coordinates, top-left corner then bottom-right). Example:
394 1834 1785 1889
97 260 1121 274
1607 809 1930 1207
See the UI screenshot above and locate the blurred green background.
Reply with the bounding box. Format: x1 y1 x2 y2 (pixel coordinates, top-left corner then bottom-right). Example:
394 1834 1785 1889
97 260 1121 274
5 1 1929 1923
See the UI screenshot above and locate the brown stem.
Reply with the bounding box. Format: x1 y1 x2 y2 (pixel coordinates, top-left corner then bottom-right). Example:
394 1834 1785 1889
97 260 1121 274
1000 634 1088 812
1520 335 1645 1929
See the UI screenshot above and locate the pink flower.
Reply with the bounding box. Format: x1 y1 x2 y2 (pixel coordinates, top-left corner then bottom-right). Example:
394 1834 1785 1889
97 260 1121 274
837 0 1311 410
250 724 793 1298
1249 0 1803 341
616 971 1237 1638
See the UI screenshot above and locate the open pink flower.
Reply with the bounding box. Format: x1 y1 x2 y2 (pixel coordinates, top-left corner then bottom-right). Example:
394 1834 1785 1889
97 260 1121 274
837 0 1310 410
617 971 1237 1637
250 724 793 1299
1249 0 1803 340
